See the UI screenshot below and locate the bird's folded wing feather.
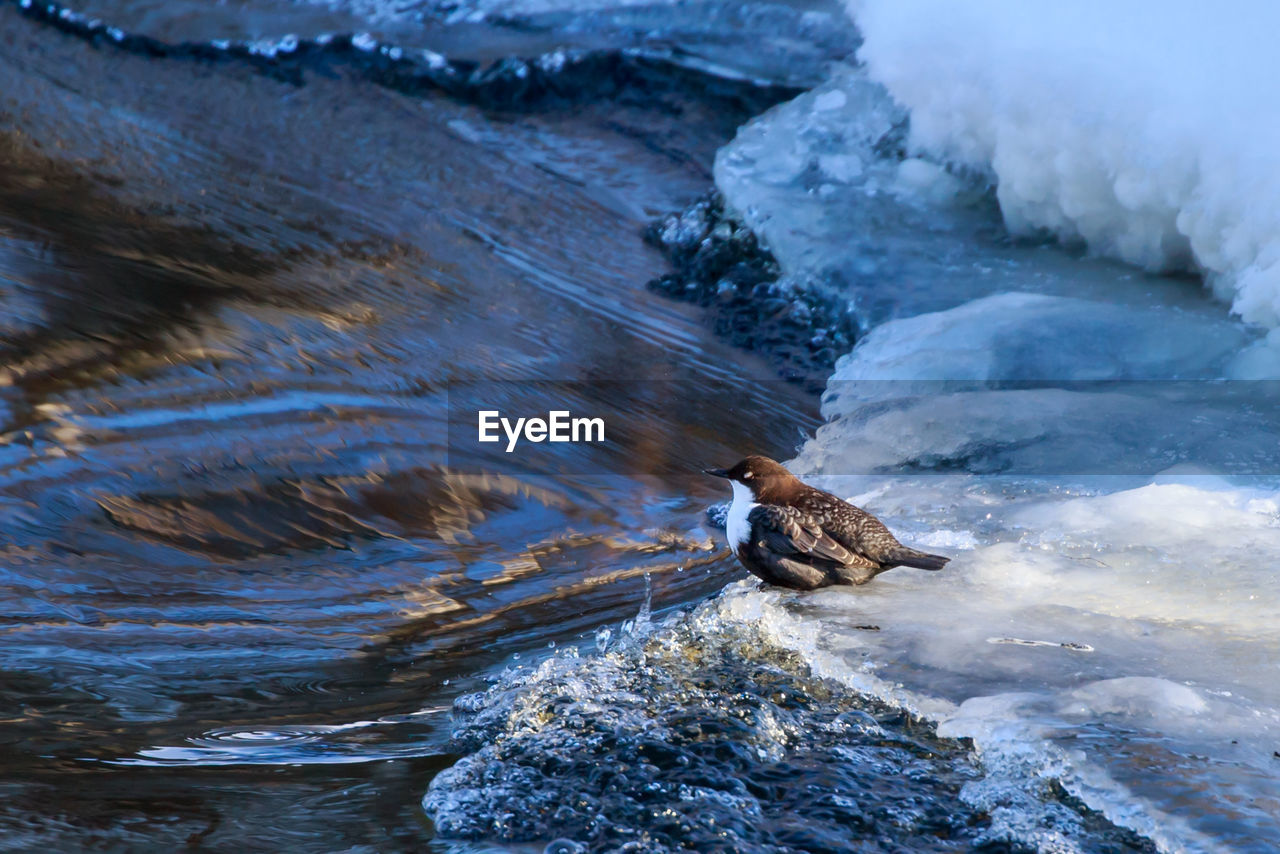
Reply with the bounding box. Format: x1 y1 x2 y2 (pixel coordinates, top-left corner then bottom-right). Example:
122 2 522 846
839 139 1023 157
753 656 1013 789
748 505 877 568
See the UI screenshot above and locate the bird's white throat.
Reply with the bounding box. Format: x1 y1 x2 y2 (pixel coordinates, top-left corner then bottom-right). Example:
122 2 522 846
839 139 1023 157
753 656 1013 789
725 480 757 547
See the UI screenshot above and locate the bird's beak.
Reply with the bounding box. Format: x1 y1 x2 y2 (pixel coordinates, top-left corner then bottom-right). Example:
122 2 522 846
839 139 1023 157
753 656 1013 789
703 467 731 479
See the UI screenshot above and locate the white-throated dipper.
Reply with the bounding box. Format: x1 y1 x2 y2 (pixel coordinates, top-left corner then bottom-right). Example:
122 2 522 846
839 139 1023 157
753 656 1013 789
704 455 949 590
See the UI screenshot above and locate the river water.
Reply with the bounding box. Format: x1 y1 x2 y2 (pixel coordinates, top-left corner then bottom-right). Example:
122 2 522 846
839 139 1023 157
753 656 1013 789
1 1 1276 852
0 1 829 847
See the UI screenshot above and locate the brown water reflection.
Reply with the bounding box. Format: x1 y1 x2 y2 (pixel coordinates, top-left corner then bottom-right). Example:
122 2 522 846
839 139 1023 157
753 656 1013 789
0 3 821 848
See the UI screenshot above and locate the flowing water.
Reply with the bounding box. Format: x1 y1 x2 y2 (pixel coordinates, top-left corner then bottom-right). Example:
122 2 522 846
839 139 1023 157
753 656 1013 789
2 0 1277 851
0 1 831 847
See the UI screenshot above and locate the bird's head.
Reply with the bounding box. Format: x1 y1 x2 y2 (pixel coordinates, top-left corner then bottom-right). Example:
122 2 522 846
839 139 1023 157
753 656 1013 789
703 455 798 499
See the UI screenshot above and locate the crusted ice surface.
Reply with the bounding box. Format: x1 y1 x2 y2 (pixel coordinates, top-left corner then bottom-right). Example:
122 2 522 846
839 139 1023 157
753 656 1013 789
805 387 1280 478
721 585 1226 853
723 481 1280 850
786 321 1280 844
783 396 1280 849
800 297 1280 479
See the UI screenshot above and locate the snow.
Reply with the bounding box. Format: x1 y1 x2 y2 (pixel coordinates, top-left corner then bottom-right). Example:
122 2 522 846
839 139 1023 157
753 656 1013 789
849 0 1280 328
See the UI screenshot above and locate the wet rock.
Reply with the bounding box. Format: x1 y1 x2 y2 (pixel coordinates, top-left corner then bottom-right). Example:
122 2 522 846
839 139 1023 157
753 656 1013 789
423 608 996 852
423 596 1155 853
645 193 858 385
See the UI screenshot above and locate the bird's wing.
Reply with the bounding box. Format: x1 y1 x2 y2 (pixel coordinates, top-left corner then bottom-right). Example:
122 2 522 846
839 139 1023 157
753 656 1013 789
748 505 879 569
800 495 904 564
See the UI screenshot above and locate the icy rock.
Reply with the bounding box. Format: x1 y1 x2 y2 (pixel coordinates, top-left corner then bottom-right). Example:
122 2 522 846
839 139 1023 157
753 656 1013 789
822 292 1250 411
800 384 1280 477
714 63 911 282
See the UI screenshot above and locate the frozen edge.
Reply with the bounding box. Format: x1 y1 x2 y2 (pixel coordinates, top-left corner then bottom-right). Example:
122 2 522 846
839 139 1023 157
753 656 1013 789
714 581 1217 853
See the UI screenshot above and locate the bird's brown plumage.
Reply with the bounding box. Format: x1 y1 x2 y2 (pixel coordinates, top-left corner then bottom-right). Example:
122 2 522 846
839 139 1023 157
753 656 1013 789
706 455 949 590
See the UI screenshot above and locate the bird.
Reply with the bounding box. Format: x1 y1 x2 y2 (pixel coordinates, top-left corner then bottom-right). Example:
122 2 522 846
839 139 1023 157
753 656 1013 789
704 455 949 590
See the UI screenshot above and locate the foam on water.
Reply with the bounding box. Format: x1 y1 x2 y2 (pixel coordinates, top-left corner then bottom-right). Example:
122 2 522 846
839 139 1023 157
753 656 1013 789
424 591 1155 852
848 0 1280 331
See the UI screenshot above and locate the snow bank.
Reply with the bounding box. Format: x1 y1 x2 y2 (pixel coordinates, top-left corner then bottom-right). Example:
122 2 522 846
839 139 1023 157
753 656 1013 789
849 0 1280 325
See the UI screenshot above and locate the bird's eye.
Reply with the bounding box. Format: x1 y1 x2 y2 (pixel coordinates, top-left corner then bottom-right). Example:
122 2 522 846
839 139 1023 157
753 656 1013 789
743 472 753 479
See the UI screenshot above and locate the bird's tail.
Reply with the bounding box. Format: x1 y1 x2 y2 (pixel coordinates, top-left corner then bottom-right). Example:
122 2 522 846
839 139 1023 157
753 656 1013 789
886 547 949 571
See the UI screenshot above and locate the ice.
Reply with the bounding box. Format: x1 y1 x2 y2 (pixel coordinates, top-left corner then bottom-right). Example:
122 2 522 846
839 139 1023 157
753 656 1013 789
960 483 1280 634
774 281 1280 840
797 289 1280 480
713 62 1253 331
717 547 1280 847
704 17 1280 843
779 398 1280 843
713 63 912 312
1063 677 1208 718
935 690 1220 854
849 0 1280 329
826 292 1248 391
802 383 1280 478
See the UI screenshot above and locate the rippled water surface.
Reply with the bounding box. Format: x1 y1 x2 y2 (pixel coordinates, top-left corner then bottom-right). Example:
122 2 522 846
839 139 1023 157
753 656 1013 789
0 1 841 847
